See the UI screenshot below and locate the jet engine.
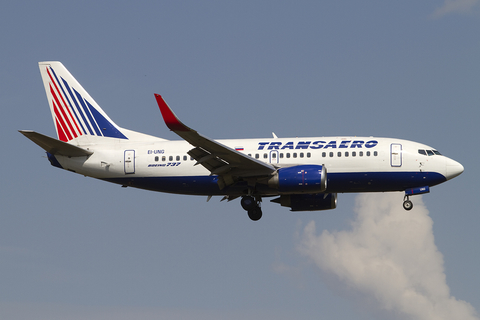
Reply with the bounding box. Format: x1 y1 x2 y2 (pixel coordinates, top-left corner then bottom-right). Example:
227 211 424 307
268 165 327 193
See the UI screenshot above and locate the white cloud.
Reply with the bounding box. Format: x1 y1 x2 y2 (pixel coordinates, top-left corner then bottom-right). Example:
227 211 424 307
298 193 479 320
431 0 480 18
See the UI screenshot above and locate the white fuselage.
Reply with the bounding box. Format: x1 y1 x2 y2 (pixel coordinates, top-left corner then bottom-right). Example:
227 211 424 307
52 135 463 196
27 61 464 219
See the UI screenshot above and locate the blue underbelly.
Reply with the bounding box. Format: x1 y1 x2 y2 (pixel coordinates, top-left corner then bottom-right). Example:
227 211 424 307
102 171 446 195
325 171 446 193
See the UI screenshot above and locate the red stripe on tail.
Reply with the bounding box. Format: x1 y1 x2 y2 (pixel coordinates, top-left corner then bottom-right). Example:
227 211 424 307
52 98 73 141
50 84 77 139
47 67 82 137
55 118 69 142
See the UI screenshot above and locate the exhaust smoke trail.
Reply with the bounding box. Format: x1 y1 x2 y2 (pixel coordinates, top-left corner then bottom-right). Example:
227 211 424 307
298 193 479 320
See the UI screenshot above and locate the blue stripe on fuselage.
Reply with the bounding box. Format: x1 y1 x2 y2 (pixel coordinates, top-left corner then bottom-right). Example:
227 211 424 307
325 172 446 193
101 171 447 195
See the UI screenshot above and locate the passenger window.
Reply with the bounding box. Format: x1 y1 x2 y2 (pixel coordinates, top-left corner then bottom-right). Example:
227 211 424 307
359 151 363 157
322 152 326 157
162 156 166 161
367 151 371 156
418 150 427 156
352 151 356 157
374 151 378 156
272 153 276 159
329 152 334 157
337 152 341 157
280 153 284 158
293 153 297 158
169 156 173 161
286 153 290 158
300 153 304 158
176 155 180 161
255 154 259 159
264 153 268 159
345 152 349 157
307 152 311 158
155 156 159 161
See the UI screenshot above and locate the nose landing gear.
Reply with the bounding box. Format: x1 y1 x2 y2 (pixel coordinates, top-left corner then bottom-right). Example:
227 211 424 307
241 195 263 221
403 195 413 211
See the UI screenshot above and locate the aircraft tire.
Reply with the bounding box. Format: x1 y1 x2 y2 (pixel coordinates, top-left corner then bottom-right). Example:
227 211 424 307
241 196 256 211
403 200 413 211
248 207 262 221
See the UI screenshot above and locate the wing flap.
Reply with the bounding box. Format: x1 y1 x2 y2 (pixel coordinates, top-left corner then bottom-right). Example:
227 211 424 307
19 130 93 157
189 147 229 172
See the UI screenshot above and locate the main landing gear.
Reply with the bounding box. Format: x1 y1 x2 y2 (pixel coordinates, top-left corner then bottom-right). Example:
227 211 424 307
403 195 413 211
241 195 262 221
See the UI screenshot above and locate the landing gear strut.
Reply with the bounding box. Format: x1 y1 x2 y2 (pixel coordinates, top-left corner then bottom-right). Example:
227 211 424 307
241 195 262 221
403 195 413 211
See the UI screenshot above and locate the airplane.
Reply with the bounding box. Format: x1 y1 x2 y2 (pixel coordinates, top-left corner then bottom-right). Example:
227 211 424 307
20 61 464 221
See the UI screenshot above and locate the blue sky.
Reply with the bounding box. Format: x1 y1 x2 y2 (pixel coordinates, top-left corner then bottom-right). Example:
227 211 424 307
1 1 480 319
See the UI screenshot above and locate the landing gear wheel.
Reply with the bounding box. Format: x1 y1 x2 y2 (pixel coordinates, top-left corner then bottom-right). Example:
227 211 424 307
403 200 413 211
248 207 263 221
241 194 263 221
241 196 256 211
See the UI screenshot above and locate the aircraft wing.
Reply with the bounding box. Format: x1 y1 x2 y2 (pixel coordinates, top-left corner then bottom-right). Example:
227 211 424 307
155 94 275 188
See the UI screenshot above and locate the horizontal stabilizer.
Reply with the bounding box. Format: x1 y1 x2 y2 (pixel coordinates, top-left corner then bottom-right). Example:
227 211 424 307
19 130 93 157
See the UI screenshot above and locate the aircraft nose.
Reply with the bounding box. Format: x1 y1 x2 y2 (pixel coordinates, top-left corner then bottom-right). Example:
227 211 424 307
445 158 464 180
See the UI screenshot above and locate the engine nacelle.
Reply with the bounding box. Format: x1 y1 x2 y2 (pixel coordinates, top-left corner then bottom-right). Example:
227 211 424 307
268 165 327 194
271 193 337 211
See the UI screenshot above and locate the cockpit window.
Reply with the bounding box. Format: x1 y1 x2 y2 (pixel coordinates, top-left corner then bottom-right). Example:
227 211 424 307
419 149 442 156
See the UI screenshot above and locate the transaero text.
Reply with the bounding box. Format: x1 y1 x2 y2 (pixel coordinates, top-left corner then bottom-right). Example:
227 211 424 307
257 140 378 150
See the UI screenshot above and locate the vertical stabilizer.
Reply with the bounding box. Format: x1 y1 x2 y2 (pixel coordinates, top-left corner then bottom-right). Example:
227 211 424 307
38 61 128 142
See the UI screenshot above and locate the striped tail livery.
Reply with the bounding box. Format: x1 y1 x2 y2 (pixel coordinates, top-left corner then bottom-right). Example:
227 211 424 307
39 61 127 142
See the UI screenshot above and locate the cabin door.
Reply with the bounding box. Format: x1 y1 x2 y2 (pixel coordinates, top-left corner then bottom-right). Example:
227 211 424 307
124 150 135 174
390 144 402 167
269 150 279 164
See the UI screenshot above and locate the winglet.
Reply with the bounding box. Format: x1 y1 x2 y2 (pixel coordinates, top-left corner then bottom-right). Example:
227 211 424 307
155 94 191 132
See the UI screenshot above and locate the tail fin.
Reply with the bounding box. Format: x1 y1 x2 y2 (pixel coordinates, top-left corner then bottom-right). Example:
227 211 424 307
39 61 128 142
